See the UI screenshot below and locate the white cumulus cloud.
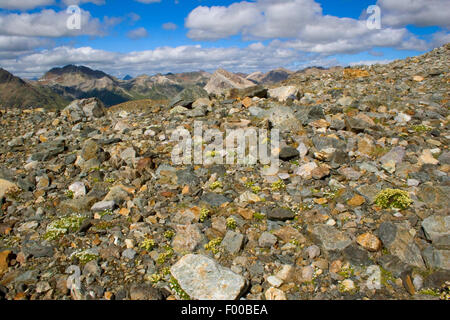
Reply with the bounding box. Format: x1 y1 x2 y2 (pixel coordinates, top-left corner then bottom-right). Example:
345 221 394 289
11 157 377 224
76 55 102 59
0 0 55 10
127 27 149 39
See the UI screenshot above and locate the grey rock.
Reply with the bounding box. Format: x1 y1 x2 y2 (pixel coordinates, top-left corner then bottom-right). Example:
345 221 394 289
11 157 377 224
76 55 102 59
83 260 101 278
8 137 24 147
122 248 136 260
259 231 277 248
279 147 300 161
437 152 450 165
422 246 450 270
120 147 136 165
307 105 325 122
378 222 425 268
343 244 371 266
176 168 200 186
345 115 373 132
422 215 450 248
172 224 204 253
200 192 231 207
222 231 244 254
267 207 295 221
379 146 405 166
304 245 320 259
22 241 54 258
377 254 411 278
309 224 351 251
170 254 246 300
129 283 164 300
91 200 116 212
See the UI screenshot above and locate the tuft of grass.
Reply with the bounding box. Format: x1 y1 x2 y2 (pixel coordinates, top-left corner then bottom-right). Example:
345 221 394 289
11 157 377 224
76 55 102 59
139 238 156 251
199 208 210 223
271 179 286 191
374 188 413 210
156 245 174 265
253 212 266 221
169 276 190 300
204 238 222 254
43 215 87 240
149 273 162 284
65 190 74 199
209 181 223 190
411 124 431 133
164 230 175 240
72 250 98 265
337 265 355 279
226 217 237 230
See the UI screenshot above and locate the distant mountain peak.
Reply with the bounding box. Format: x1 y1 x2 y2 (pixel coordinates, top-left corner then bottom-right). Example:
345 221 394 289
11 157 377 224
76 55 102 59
0 68 67 109
42 64 111 81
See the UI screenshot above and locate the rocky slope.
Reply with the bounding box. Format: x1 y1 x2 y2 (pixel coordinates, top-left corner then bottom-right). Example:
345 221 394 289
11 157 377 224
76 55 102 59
39 65 131 107
0 44 449 301
39 65 211 107
0 68 68 110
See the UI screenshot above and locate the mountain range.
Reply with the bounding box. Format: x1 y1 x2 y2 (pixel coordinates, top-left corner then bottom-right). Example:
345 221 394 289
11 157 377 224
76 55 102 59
0 68 68 110
0 64 316 109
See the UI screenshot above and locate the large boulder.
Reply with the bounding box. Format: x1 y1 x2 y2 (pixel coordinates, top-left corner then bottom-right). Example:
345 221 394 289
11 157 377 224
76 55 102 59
268 86 300 102
170 254 246 300
204 69 254 95
62 98 106 122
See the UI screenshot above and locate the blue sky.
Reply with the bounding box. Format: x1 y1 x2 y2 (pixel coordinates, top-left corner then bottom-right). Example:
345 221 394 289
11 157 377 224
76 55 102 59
0 0 448 78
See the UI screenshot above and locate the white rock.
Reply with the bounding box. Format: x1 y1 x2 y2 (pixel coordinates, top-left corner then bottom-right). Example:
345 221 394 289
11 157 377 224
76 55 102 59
340 279 356 292
170 254 246 300
69 181 86 198
268 86 299 102
267 276 283 288
295 162 318 178
265 287 287 300
394 113 411 123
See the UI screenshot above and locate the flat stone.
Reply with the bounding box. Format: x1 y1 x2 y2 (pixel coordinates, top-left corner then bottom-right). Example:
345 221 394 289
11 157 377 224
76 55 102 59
170 254 246 300
68 182 86 199
122 248 136 260
279 147 300 161
222 231 244 254
347 195 365 206
259 231 278 248
172 224 203 254
200 193 231 207
267 276 283 287
265 287 287 300
380 147 406 165
421 215 450 247
129 283 164 300
81 139 99 161
343 244 371 266
378 222 425 268
305 245 321 259
268 86 299 102
272 226 305 244
309 224 352 252
267 207 295 221
422 247 450 271
22 241 54 258
91 200 116 212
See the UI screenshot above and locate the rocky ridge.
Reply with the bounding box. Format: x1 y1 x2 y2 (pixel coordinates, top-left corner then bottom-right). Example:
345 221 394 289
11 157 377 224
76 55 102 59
0 44 449 301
